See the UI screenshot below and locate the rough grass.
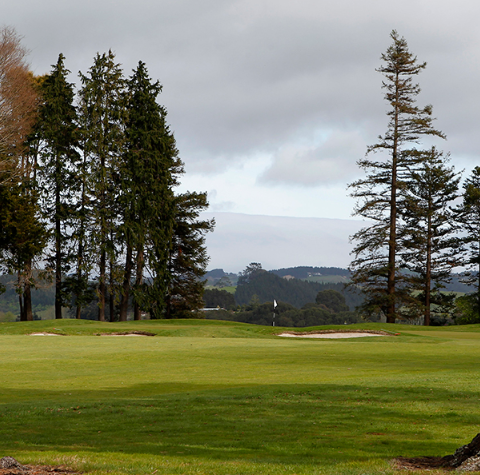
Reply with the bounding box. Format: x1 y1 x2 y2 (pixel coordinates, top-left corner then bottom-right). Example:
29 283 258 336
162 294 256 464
0 320 479 474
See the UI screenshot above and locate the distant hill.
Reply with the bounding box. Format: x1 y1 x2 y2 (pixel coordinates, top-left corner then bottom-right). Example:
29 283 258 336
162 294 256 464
204 269 239 286
234 270 363 310
271 266 350 279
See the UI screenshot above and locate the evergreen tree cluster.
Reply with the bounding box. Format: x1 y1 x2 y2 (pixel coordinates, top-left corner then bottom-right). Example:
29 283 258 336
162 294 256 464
0 41 213 320
349 30 480 325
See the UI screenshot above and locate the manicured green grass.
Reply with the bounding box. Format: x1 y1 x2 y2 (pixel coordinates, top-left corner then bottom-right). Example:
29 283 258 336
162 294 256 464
0 320 480 474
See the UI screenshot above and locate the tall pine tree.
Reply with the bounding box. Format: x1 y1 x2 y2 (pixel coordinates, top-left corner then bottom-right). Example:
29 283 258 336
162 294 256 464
349 30 445 322
120 61 180 320
78 51 126 321
36 54 80 319
400 147 460 325
454 166 480 315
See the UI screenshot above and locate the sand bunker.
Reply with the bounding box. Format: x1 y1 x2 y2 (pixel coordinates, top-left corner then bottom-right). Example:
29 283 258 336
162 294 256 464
278 330 393 339
103 333 147 337
100 331 155 337
30 333 62 336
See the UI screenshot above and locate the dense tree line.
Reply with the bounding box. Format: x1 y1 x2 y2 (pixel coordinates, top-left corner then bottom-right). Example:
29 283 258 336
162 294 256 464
349 30 480 325
233 263 363 310
204 290 360 327
0 28 213 321
203 288 236 310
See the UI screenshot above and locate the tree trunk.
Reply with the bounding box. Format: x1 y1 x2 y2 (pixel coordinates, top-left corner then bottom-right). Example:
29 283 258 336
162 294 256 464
23 268 33 322
109 256 114 321
18 295 24 322
441 433 480 468
134 248 144 320
119 244 133 321
387 149 397 323
386 73 400 324
98 249 106 321
424 213 432 326
55 203 62 319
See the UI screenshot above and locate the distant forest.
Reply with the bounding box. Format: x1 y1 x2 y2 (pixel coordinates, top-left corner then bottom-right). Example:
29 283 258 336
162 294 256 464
203 264 475 327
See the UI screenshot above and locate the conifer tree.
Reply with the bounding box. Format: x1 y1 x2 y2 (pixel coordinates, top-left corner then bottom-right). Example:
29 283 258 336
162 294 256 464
120 61 181 320
349 30 445 322
454 166 480 314
165 192 214 317
400 147 460 325
36 54 80 319
78 51 126 321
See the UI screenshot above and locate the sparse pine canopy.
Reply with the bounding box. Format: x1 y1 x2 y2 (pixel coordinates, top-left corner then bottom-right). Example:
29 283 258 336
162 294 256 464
349 30 446 324
454 166 480 315
399 147 460 325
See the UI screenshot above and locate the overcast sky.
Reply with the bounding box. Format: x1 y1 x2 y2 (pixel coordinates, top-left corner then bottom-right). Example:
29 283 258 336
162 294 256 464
5 1 480 270
7 0 480 221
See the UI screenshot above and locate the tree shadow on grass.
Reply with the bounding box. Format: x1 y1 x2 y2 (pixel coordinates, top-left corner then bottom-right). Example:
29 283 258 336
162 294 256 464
0 382 477 467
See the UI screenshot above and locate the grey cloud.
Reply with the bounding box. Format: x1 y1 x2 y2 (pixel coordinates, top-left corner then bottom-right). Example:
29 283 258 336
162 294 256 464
259 130 366 186
201 211 366 272
6 0 480 183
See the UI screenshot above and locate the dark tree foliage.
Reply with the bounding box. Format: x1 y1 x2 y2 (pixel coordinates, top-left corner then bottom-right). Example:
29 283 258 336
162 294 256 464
121 61 183 319
0 274 55 314
236 270 318 308
165 192 214 318
1 51 212 321
312 282 365 311
203 288 236 310
454 166 480 316
235 267 360 310
455 294 480 325
400 148 460 325
315 289 349 313
349 30 445 323
212 301 359 327
237 262 265 285
35 54 80 319
78 51 126 322
0 28 43 320
0 181 46 320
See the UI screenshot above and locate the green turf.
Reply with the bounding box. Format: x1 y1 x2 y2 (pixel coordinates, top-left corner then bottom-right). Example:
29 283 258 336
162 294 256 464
0 319 479 474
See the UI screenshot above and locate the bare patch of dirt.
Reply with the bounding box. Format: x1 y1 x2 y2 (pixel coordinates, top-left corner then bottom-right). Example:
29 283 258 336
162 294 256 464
0 457 78 475
393 456 454 471
394 433 480 472
0 465 79 475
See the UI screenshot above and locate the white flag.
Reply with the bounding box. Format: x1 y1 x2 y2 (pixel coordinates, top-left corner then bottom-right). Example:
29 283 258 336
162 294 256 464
273 300 277 308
